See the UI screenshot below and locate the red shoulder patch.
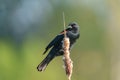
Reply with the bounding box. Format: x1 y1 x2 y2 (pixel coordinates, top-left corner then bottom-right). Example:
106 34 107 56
60 30 67 35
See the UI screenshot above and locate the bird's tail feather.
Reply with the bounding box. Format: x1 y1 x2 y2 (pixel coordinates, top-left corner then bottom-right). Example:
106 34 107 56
37 55 55 72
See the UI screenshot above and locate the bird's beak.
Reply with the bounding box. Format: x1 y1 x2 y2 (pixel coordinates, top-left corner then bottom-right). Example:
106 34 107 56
68 26 72 28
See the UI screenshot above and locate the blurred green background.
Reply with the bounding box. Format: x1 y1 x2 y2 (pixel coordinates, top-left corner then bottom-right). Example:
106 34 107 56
0 0 120 80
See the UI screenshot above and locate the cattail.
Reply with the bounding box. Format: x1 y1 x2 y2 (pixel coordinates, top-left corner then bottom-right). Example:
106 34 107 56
62 12 73 80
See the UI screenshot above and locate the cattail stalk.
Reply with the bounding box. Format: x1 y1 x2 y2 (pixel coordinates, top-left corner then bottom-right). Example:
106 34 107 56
62 12 73 80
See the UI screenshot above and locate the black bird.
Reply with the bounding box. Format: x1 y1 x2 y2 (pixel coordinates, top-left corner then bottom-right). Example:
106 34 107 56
37 22 80 71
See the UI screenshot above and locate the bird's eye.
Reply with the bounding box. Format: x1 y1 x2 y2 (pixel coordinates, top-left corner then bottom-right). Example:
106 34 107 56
71 24 76 26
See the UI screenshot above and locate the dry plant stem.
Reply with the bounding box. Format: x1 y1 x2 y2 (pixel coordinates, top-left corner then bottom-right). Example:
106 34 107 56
62 12 73 80
63 31 73 80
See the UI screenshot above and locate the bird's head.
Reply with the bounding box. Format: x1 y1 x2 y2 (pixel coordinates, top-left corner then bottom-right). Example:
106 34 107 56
68 22 79 32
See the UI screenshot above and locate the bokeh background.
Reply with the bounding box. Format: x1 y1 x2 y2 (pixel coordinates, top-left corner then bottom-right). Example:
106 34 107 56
0 0 120 80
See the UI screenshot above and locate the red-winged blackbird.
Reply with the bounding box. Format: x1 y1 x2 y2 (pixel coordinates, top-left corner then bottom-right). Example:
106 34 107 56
37 22 80 71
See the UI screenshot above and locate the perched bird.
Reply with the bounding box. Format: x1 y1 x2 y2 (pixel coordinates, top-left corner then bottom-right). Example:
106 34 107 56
37 22 80 72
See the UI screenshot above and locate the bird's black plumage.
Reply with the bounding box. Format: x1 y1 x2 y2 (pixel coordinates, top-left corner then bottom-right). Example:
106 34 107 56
37 22 80 71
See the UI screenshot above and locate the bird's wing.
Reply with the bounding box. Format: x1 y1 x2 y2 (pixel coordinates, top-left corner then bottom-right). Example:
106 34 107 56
43 34 64 55
43 27 71 55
